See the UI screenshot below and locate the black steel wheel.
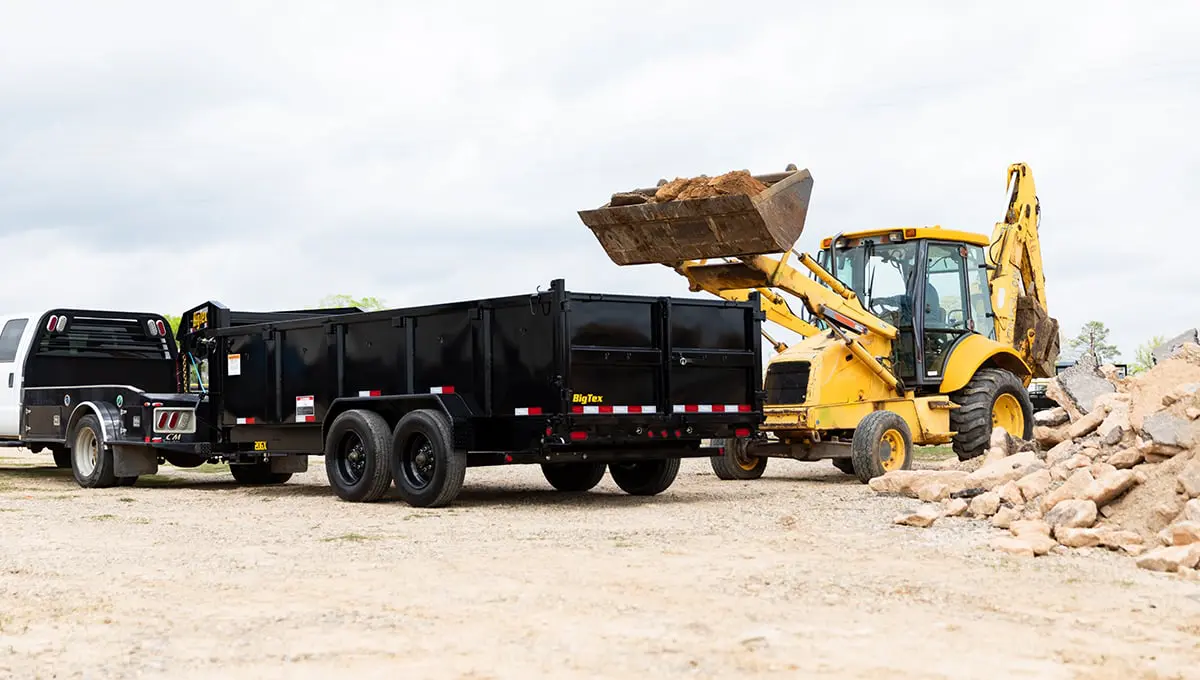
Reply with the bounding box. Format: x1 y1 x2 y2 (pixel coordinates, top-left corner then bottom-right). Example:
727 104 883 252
323 409 392 502
391 409 466 508
70 414 119 489
608 457 681 496
541 462 607 492
709 438 767 480
230 461 292 485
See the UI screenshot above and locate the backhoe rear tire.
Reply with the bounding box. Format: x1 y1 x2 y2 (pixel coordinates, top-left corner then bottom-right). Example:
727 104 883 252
709 438 767 480
949 368 1034 461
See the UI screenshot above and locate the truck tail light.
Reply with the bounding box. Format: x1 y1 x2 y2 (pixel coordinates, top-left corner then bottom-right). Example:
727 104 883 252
153 407 196 434
156 320 167 337
147 320 160 336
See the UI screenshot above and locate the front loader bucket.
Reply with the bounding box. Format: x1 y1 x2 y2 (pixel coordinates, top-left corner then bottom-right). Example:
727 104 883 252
577 168 813 266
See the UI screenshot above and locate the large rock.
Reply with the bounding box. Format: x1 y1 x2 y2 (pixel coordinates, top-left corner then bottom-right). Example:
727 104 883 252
1089 462 1118 479
1035 408 1070 427
1162 383 1200 407
1053 356 1117 416
1140 411 1195 451
1177 460 1200 498
968 491 1002 517
1011 519 1052 538
1045 499 1098 529
1055 526 1144 552
1034 425 1070 448
1160 521 1200 546
997 481 1024 506
1068 404 1111 439
1106 447 1143 470
992 505 1022 529
1016 468 1052 501
1184 498 1200 523
965 451 1044 490
1045 441 1077 467
1041 468 1096 513
1081 469 1138 507
869 470 970 498
941 498 968 517
1098 403 1133 446
991 533 1057 557
1136 544 1200 573
894 505 941 528
1152 330 1199 365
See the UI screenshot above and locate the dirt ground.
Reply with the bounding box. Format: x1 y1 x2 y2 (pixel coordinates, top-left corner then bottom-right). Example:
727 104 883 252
2 448 1199 680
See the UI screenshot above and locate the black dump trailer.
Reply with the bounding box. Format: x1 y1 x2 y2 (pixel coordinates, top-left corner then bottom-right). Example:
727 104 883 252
176 279 765 507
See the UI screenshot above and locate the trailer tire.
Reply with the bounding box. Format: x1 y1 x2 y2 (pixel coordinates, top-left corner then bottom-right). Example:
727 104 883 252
231 462 292 485
609 457 681 496
391 409 465 508
70 414 119 489
950 368 1034 461
708 438 767 480
164 453 208 468
324 409 393 502
51 446 71 469
541 462 607 492
850 410 913 483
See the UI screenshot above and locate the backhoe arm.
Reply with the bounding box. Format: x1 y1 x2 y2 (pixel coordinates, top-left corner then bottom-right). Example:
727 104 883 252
987 163 1059 377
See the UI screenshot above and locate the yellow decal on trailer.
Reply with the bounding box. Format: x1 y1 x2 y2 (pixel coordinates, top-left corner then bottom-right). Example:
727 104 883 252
253 441 268 451
571 393 605 404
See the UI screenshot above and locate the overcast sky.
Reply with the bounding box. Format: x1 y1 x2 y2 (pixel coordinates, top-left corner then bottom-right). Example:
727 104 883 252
1 1 1197 362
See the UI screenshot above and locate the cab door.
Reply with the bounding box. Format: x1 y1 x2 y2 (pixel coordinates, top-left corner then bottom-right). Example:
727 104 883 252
0 316 31 438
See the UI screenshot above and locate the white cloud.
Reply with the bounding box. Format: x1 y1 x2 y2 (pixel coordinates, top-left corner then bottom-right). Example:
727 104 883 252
1 0 1197 361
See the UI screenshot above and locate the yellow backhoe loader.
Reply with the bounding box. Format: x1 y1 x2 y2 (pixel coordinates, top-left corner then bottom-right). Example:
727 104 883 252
577 163 1059 482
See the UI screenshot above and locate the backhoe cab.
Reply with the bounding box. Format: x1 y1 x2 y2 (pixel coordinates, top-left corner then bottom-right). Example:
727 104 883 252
578 163 1058 483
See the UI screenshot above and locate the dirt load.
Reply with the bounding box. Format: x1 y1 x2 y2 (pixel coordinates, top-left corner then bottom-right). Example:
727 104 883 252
4 449 1200 677
871 343 1200 576
609 170 768 207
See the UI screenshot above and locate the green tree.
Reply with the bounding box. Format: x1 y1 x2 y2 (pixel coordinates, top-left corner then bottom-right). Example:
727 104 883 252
1068 321 1120 366
1130 334 1165 375
317 294 387 311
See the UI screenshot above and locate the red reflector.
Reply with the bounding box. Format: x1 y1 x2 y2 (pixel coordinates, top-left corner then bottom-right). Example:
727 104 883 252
660 430 668 438
545 427 553 436
735 428 751 438
569 431 588 441
504 454 513 463
674 430 682 438
647 431 655 438
144 436 151 443
738 404 752 413
718 447 726 455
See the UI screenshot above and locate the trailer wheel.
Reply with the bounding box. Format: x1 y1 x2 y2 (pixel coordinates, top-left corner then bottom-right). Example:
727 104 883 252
70 414 118 488
324 409 393 502
608 457 681 496
51 446 71 469
949 368 1034 461
230 462 292 485
850 410 913 483
541 462 607 492
391 409 465 508
708 438 767 480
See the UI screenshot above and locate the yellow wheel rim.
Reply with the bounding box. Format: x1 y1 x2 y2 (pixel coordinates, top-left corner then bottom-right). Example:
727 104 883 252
732 445 760 471
992 393 1025 434
879 428 907 472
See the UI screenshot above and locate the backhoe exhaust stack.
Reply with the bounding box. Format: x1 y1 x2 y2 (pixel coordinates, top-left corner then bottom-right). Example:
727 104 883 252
577 166 814 266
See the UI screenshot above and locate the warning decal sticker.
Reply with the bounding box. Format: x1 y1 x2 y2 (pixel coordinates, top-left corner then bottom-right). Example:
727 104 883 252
227 354 241 376
296 395 316 423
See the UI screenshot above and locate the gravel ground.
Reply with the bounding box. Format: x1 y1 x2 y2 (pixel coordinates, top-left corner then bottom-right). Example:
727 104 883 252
2 448 1199 679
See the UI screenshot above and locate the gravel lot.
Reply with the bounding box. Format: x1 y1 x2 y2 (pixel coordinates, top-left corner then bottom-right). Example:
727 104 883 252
2 447 1199 679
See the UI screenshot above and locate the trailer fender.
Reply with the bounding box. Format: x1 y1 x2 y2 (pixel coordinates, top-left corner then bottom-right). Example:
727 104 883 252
65 401 122 444
323 394 472 442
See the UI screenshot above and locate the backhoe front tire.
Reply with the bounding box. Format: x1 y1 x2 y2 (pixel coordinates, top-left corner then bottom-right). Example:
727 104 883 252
950 368 1034 461
850 411 913 484
709 438 767 480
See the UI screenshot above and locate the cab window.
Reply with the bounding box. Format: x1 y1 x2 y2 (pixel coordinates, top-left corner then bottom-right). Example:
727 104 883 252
0 319 29 362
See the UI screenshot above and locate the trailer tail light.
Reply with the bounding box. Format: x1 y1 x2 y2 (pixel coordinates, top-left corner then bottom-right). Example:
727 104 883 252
152 407 196 434
735 428 752 438
569 431 588 441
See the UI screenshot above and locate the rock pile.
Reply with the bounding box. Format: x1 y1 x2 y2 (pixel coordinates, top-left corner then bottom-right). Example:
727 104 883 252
873 343 1200 574
608 170 768 207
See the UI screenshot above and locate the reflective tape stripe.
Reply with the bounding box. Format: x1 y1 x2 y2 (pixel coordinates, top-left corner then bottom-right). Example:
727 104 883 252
358 390 382 397
514 407 543 416
571 405 657 414
235 417 255 425
429 386 455 394
672 404 752 413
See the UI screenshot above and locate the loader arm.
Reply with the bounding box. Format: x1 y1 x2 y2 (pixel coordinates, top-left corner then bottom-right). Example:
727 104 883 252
986 163 1059 377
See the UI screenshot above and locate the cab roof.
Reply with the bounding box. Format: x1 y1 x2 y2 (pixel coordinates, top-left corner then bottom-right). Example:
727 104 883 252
822 226 991 248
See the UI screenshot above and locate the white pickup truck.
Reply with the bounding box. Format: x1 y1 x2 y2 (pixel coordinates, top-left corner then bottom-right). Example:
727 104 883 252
0 308 205 487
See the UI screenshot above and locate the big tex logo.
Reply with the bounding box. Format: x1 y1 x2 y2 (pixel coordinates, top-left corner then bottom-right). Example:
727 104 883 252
571 393 604 405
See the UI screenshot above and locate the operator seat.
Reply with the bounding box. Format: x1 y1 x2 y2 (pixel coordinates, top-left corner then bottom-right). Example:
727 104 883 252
924 283 945 327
